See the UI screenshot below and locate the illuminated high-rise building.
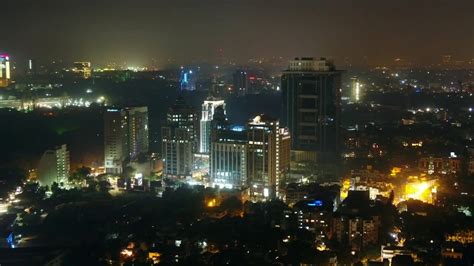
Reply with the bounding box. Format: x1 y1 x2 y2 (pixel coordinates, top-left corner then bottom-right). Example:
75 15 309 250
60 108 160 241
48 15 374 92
104 107 149 174
37 144 70 186
199 98 226 154
281 57 342 164
208 115 290 199
351 77 362 103
28 59 37 75
247 115 285 199
126 106 149 159
104 108 127 174
210 126 247 189
162 97 198 179
0 54 11 88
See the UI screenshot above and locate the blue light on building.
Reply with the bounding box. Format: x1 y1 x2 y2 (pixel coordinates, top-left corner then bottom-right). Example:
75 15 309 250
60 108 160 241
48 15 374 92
230 125 245 132
6 232 15 248
307 200 323 207
180 69 196 91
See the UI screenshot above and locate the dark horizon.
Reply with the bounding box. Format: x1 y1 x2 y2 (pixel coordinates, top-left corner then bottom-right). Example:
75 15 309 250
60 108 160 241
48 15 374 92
2 0 474 68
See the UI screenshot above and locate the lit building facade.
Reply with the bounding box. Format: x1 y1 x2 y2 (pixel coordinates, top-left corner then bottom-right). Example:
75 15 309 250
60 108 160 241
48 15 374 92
162 97 198 179
331 215 380 252
0 54 11 88
104 108 127 174
279 128 291 186
199 98 226 154
162 127 194 179
104 107 149 174
210 127 248 189
28 59 37 75
208 116 290 200
293 200 333 240
37 144 70 186
126 106 149 159
351 76 361 103
246 115 282 199
281 57 342 163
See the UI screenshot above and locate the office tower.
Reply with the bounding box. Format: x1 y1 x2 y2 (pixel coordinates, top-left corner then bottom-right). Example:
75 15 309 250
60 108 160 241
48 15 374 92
281 57 342 163
351 77 361 103
126 106 149 159
162 128 193 179
180 69 196 91
166 97 198 149
199 98 226 154
73 62 92 79
104 108 127 174
233 69 248 96
37 144 70 186
0 54 11 88
246 115 282 199
210 126 248 189
104 107 149 174
162 97 198 179
208 114 290 199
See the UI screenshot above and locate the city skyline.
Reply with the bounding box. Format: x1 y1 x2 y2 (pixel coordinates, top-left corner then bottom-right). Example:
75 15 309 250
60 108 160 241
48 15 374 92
0 1 473 264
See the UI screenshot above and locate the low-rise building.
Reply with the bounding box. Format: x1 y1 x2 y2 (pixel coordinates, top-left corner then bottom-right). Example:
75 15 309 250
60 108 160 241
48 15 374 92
418 156 460 175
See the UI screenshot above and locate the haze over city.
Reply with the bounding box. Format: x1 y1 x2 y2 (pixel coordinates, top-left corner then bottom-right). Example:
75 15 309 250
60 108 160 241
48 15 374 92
3 0 474 67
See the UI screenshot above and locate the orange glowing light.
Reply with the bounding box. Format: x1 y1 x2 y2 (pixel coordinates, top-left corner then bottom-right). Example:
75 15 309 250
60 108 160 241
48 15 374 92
340 179 351 200
402 179 437 204
207 198 217 207
121 249 134 258
390 167 402 176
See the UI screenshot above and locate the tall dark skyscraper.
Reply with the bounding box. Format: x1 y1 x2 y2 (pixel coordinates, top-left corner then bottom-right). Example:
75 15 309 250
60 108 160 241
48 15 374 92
281 57 342 164
162 97 198 179
125 107 149 159
233 69 248 96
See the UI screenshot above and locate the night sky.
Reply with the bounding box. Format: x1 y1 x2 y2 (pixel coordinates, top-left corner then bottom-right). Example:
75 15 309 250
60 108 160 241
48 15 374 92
2 0 474 67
